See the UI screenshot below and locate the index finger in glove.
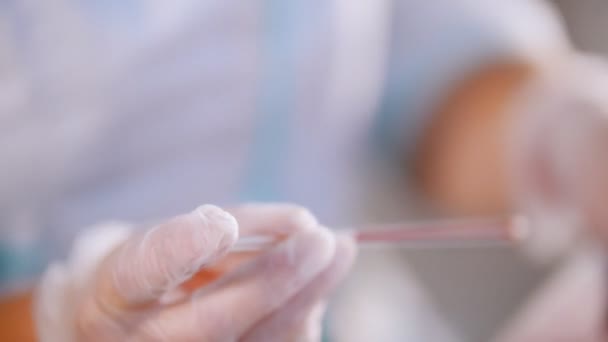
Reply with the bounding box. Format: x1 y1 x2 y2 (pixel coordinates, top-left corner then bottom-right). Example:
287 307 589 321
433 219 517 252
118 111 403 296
95 205 238 313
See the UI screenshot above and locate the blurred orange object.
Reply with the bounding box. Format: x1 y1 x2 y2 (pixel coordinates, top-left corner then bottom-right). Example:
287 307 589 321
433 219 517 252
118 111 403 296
0 291 36 342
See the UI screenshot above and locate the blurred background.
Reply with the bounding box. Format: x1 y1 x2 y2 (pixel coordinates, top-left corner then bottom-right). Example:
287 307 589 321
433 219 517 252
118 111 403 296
1 0 608 341
555 0 608 56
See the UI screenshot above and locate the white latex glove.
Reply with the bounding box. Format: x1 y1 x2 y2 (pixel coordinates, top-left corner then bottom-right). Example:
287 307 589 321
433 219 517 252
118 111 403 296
500 54 608 341
35 204 357 341
510 53 608 260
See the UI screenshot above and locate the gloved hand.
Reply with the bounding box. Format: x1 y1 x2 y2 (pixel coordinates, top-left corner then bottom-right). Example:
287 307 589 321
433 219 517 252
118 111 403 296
500 54 608 341
510 53 608 259
35 204 357 341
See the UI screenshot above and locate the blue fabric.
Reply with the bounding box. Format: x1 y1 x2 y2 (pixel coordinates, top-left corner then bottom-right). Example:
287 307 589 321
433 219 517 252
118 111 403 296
239 0 298 202
78 0 144 30
0 242 43 286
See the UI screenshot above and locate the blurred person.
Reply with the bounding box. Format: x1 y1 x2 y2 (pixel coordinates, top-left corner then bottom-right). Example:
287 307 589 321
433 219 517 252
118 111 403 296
0 0 595 341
